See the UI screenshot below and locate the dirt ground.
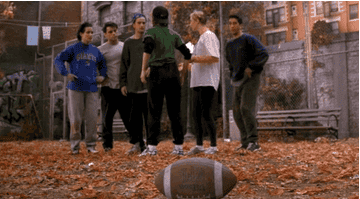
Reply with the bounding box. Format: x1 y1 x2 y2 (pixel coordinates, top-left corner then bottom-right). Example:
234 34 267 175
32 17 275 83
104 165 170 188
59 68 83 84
0 137 358 199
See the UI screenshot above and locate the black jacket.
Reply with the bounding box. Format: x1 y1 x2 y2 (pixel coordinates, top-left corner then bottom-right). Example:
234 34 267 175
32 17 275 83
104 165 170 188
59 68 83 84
225 34 269 81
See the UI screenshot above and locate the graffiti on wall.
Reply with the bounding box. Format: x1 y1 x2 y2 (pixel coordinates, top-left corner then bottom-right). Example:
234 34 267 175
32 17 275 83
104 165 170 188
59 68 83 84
0 70 40 126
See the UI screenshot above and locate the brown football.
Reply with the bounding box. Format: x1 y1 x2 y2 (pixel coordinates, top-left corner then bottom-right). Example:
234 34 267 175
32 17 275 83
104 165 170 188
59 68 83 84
154 158 237 199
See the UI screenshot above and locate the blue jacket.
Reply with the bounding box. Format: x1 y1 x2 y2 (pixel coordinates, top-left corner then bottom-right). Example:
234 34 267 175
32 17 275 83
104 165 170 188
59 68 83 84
54 42 107 92
225 34 269 81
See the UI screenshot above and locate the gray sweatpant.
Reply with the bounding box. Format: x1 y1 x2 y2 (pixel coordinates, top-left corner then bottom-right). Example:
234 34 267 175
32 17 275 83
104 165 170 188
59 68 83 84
68 89 98 151
232 73 261 146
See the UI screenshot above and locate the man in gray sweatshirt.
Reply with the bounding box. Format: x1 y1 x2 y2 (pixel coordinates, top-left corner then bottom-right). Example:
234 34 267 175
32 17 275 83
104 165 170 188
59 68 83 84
120 14 148 154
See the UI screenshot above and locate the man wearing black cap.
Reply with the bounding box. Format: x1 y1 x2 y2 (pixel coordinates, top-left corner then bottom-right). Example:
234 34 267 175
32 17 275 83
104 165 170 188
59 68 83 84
140 6 191 156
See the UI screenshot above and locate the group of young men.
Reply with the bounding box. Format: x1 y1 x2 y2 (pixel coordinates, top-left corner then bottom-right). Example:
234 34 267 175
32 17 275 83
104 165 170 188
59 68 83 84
54 6 269 156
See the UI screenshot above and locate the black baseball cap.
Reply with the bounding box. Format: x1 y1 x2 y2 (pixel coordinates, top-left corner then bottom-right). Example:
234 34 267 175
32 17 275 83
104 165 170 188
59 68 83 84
153 6 168 24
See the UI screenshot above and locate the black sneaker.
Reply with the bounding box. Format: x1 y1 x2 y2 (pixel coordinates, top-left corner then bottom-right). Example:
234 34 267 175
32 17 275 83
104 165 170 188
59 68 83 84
72 149 79 155
246 142 261 152
235 144 248 151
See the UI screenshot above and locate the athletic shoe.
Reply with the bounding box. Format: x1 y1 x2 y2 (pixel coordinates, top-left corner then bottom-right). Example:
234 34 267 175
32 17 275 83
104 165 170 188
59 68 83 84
139 147 157 156
171 147 184 156
246 142 261 152
235 144 248 151
87 148 99 154
104 147 112 152
72 149 79 155
204 147 217 155
186 146 205 155
126 142 141 155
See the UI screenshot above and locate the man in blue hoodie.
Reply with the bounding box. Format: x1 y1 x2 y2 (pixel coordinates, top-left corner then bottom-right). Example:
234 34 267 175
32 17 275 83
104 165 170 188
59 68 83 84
54 22 107 154
226 15 269 152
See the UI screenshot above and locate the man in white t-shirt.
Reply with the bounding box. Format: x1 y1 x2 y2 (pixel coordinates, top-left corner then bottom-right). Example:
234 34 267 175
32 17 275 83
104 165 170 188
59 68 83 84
186 11 220 155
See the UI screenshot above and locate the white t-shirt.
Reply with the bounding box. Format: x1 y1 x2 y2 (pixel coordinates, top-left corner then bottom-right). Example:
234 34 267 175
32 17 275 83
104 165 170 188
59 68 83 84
98 41 124 89
190 30 220 91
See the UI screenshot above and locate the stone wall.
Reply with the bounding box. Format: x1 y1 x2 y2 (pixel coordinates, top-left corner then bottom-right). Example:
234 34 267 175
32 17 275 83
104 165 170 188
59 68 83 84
344 32 359 137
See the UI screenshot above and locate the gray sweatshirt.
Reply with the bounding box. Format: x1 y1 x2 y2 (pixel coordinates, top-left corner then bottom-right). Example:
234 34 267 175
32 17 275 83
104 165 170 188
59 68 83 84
120 36 147 93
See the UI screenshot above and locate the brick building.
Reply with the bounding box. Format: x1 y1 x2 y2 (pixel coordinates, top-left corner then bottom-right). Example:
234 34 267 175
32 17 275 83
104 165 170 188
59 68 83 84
263 1 359 46
81 1 164 44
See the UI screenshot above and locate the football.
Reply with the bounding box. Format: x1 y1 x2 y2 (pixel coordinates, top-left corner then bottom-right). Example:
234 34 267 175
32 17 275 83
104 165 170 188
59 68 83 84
154 158 237 199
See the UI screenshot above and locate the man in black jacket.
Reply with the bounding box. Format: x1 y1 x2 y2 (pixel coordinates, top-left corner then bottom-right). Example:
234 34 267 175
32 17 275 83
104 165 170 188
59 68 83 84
225 15 269 152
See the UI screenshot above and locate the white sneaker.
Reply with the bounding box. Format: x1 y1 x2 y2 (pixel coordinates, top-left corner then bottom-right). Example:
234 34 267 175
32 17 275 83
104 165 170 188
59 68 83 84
87 148 99 154
139 145 157 156
187 146 205 155
171 145 184 155
204 147 217 154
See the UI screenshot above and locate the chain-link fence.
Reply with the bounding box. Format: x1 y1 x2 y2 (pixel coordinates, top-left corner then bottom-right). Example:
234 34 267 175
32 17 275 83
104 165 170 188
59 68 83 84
34 20 134 140
258 76 306 111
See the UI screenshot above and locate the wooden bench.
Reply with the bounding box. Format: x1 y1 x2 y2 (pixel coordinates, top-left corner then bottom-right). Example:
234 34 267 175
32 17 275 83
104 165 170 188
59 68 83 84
256 108 341 139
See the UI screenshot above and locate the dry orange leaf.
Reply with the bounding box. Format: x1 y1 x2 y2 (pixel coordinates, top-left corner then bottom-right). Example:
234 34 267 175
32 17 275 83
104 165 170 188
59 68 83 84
268 188 284 196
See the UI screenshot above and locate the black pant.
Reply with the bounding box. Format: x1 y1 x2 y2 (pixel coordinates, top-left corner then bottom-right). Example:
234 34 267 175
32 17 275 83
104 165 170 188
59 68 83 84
192 86 217 147
100 87 131 148
147 62 184 146
128 93 148 147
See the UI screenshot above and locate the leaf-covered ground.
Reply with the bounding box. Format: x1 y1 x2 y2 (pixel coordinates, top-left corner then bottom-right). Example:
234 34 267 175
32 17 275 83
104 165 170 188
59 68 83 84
0 137 358 199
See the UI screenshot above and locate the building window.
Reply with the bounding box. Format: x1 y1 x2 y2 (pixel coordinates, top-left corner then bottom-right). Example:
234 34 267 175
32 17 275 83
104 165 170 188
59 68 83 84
266 31 286 46
279 7 285 21
316 1 324 15
291 5 297 16
266 10 273 24
266 7 286 26
350 4 359 20
100 5 111 26
331 1 338 12
292 29 298 40
324 2 331 17
329 21 339 34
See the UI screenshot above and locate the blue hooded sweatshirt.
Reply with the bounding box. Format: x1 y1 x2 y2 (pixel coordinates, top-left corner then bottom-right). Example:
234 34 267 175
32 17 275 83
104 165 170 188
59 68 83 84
54 42 107 92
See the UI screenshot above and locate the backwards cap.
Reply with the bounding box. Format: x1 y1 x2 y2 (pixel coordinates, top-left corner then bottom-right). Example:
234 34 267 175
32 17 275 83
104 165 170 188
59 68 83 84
152 6 168 24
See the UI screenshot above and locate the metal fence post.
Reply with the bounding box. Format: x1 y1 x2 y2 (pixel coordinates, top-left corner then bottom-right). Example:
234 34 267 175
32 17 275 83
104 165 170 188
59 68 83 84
50 46 54 139
63 41 68 140
219 2 229 140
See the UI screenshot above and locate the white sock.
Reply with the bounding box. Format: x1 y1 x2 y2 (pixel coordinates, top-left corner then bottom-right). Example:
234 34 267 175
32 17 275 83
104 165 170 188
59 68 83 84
196 145 203 150
148 145 157 151
175 145 183 150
